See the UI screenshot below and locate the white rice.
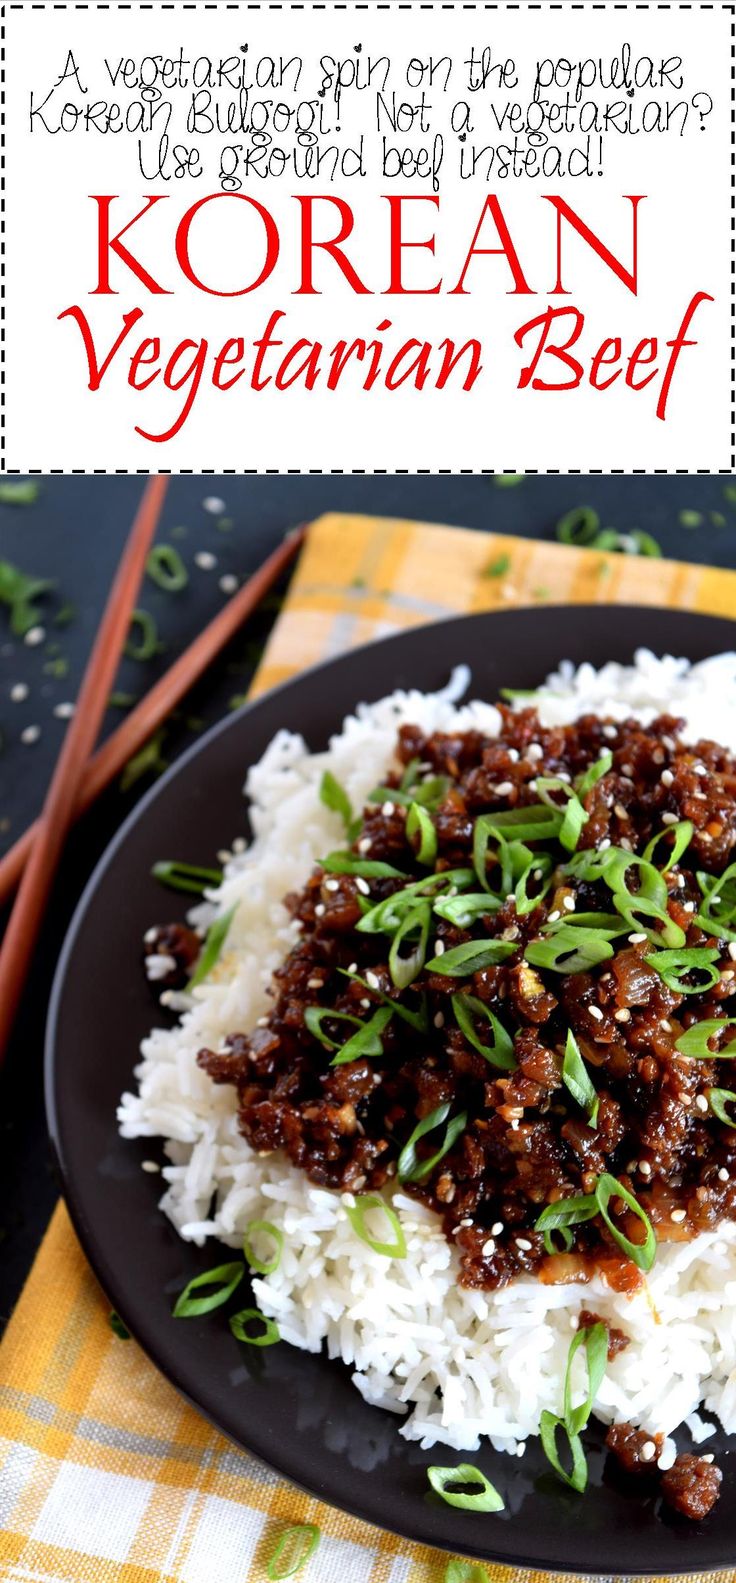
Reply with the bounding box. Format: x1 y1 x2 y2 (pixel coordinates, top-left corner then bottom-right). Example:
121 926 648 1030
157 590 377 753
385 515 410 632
118 648 736 1462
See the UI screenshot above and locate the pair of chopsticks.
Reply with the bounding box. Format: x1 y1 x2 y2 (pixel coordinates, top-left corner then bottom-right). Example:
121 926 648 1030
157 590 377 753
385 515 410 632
0 480 307 1064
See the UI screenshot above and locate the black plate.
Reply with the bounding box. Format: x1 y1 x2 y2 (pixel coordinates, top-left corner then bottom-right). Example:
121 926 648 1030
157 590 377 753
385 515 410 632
46 606 736 1575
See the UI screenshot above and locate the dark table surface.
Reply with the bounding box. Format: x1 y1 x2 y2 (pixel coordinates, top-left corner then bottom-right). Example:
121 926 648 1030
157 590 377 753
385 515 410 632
2 472 735 1329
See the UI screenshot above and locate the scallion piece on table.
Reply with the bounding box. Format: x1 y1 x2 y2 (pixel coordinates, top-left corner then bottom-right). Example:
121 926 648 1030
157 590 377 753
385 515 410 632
425 939 517 976
674 1018 736 1057
319 771 361 841
152 859 222 895
229 1308 280 1346
146 543 189 592
125 607 162 661
244 1220 284 1276
397 1103 467 1183
109 1310 130 1340
188 905 238 989
644 947 721 995
406 801 438 866
345 1193 407 1258
562 1029 599 1127
173 1261 244 1318
445 1563 491 1583
427 1463 504 1513
266 1523 321 1580
451 992 516 1071
707 1087 736 1127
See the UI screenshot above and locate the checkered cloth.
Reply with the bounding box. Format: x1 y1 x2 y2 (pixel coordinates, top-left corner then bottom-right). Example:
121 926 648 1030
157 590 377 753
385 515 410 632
3 513 736 1583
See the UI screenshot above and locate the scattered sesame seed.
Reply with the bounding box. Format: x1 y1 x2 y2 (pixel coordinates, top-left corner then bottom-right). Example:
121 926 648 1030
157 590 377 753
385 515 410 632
548 909 561 923
256 1015 269 1027
325 878 339 892
682 900 695 913
695 1095 709 1113
662 736 675 752
598 837 612 852
516 1443 526 1458
160 990 175 1007
347 962 357 975
202 495 226 514
365 970 380 989
307 977 324 989
357 837 372 854
515 1237 532 1251
670 1208 687 1223
639 1161 652 1177
728 943 736 962
621 763 633 777
660 769 674 787
20 724 40 745
194 550 217 571
434 939 446 956
562 896 575 912
614 1008 631 1023
718 1167 729 1182
507 749 519 763
589 1005 604 1021
527 743 543 762
661 1019 672 1032
662 812 679 826
702 1454 715 1464
10 682 28 702
433 1012 445 1029
360 998 371 1009
495 781 514 797
141 1160 160 1173
640 1441 657 1463
614 803 628 820
314 903 325 917
557 771 572 784
482 1238 496 1257
533 868 543 881
24 626 45 646
602 725 617 741
233 837 246 853
694 764 707 776
491 1222 504 1236
355 876 370 896
628 933 648 945
53 702 75 719
381 801 395 817
219 573 238 595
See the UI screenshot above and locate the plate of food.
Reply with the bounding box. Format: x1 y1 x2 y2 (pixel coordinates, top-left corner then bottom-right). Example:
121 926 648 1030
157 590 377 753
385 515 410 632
46 604 736 1574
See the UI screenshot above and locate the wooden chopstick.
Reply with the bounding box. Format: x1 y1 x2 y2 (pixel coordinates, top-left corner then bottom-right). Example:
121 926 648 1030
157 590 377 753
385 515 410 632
0 477 169 1062
0 523 307 911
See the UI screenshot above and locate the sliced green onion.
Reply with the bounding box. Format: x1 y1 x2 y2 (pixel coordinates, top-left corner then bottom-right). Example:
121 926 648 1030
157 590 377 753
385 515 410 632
474 810 561 889
399 757 422 792
642 820 693 872
425 938 518 976
613 892 686 950
397 1103 467 1183
630 529 662 558
696 862 736 940
406 801 437 866
345 1193 407 1258
152 859 222 895
427 1463 504 1513
173 1261 244 1318
338 969 429 1033
536 777 588 853
244 1220 284 1276
539 1412 587 1493
707 1087 736 1127
562 1029 599 1127
644 947 721 995
451 992 516 1071
146 543 188 592
229 1308 280 1346
674 1018 736 1058
266 1524 321 1580
556 506 600 546
445 1562 491 1583
526 927 614 975
332 1005 393 1066
109 1310 130 1340
305 1006 363 1050
595 1173 656 1271
535 1192 598 1255
433 892 501 927
389 902 431 989
514 852 555 915
319 771 360 840
0 480 41 506
368 775 450 811
564 1321 608 1435
599 849 668 908
321 852 406 880
576 750 613 798
126 608 162 661
188 905 238 989
356 869 475 936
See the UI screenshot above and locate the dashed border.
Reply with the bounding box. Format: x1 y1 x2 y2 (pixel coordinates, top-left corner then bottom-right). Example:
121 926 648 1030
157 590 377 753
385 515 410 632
1 1 734 475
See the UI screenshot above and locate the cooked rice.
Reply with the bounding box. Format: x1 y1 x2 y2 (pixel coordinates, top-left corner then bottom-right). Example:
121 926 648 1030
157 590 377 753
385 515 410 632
118 649 736 1462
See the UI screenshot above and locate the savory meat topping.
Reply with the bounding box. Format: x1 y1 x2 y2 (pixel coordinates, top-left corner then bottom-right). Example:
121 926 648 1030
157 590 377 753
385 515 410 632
660 1453 723 1520
143 922 201 988
196 707 736 1294
605 1421 663 1471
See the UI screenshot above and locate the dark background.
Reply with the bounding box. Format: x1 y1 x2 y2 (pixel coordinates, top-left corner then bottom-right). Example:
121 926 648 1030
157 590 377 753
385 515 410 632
2 472 735 1328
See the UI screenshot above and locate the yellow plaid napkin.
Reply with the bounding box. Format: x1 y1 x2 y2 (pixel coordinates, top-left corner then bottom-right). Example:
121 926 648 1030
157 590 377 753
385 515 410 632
2 512 736 1583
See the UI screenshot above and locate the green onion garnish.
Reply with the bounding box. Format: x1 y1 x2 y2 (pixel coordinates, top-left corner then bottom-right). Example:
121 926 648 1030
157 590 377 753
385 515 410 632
644 947 721 995
595 1173 656 1271
266 1524 321 1580
425 939 517 976
357 868 475 937
427 1463 504 1513
451 992 516 1071
642 820 693 871
575 750 613 798
321 852 407 880
305 1004 392 1065
556 506 601 546
535 1191 598 1255
388 902 431 989
319 771 361 841
696 861 736 939
433 892 501 927
244 1220 284 1276
397 1103 467 1183
338 968 429 1033
539 1320 607 1493
406 801 437 866
229 1308 280 1346
674 1018 736 1058
146 543 188 592
368 775 450 811
125 608 162 661
305 1006 364 1049
473 810 560 888
188 905 238 989
536 777 588 853
0 480 41 506
707 1087 736 1127
514 852 555 916
0 558 53 635
345 1193 407 1258
152 859 222 895
526 927 614 975
445 1564 491 1583
173 1261 244 1318
562 1029 599 1127
109 1310 130 1340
